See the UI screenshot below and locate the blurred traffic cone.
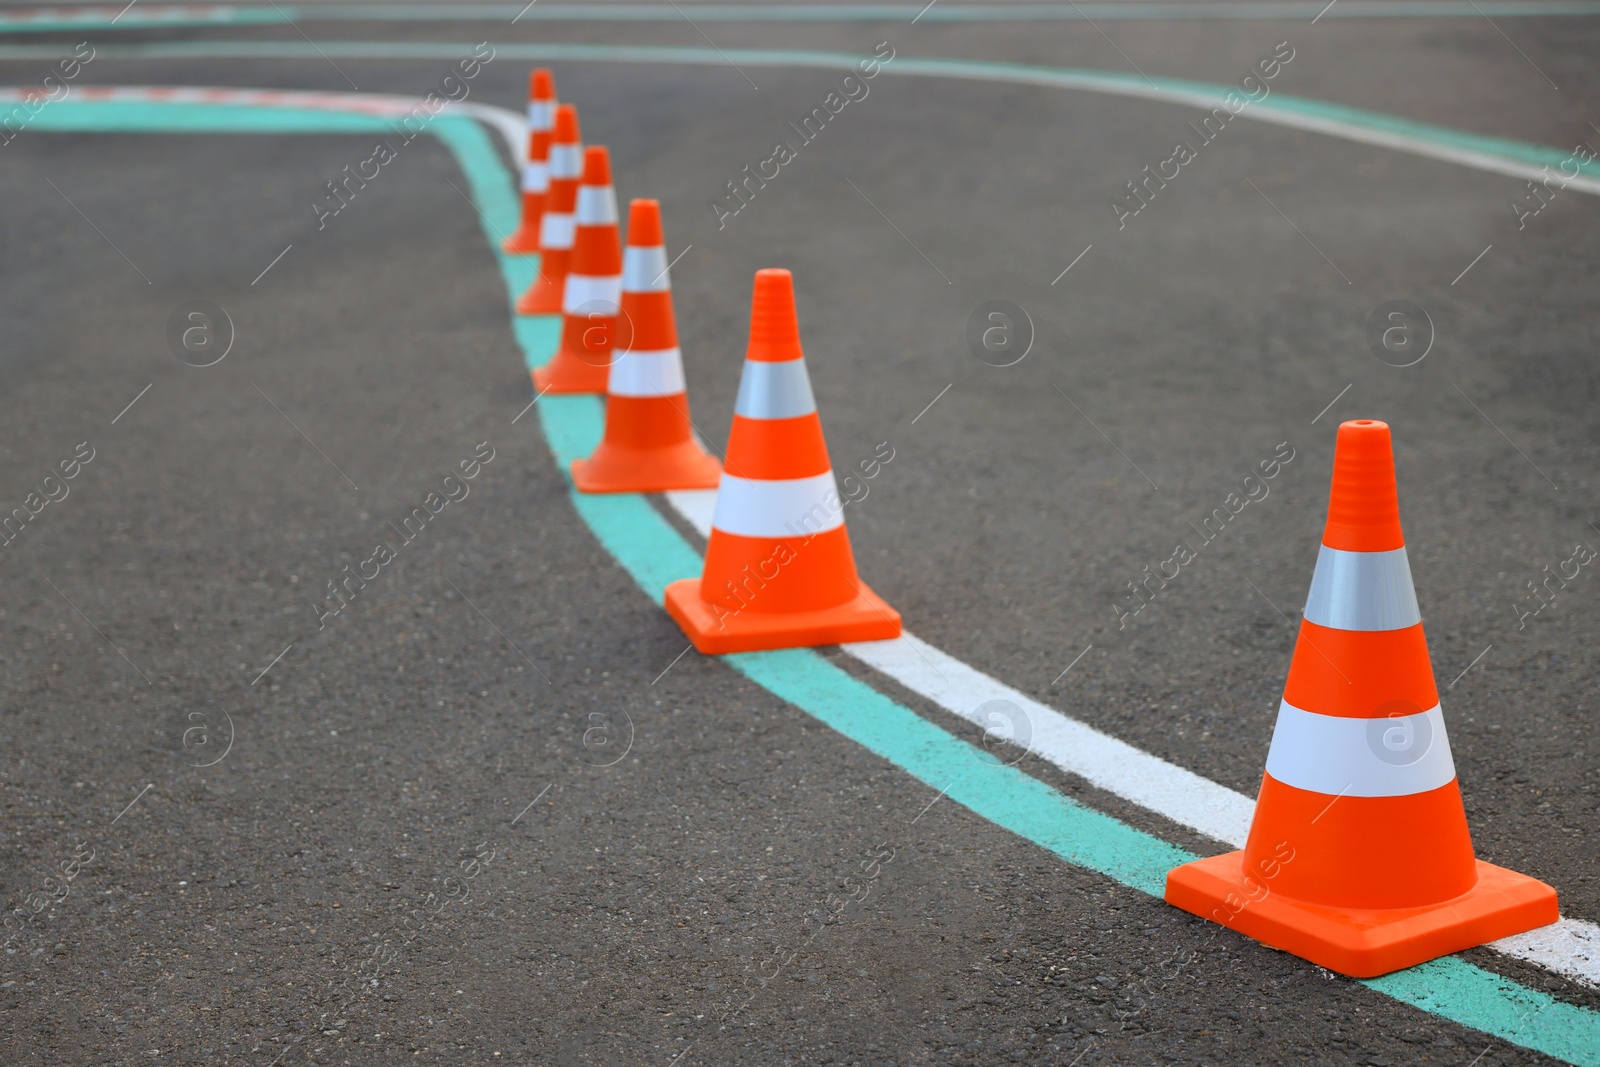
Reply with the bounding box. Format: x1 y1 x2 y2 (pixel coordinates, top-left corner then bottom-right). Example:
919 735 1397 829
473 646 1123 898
663 269 901 653
1164 419 1557 977
532 145 622 394
571 199 721 492
515 103 581 315
501 69 556 254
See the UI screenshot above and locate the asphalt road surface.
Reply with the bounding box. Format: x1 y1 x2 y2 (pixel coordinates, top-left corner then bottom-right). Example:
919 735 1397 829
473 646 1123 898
1 3 1598 1064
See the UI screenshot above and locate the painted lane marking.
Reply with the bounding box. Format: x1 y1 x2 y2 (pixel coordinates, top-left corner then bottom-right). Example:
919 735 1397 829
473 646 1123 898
7 41 1594 202
8 0 1600 32
24 92 1600 1061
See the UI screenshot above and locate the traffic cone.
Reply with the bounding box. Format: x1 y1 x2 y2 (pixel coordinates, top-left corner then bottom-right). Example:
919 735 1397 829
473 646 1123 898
571 199 721 492
663 269 901 654
532 145 622 394
501 69 557 254
515 103 582 315
1164 419 1557 977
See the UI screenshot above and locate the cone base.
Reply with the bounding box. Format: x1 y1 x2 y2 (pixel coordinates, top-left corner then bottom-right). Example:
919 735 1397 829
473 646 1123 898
532 357 609 395
663 576 901 654
516 282 564 316
571 440 721 494
1164 851 1558 978
501 227 542 254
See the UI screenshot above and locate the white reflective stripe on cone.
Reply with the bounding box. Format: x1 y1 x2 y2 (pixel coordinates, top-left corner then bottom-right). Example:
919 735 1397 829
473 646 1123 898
622 245 670 292
547 143 583 179
527 101 555 130
562 273 622 314
1263 699 1456 797
1302 545 1422 631
711 472 844 538
609 347 687 398
521 161 548 193
538 212 575 249
575 185 619 225
735 358 817 420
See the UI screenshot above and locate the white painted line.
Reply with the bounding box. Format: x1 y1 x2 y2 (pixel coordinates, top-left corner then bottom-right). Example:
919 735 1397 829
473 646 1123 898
1492 920 1600 988
841 632 1258 848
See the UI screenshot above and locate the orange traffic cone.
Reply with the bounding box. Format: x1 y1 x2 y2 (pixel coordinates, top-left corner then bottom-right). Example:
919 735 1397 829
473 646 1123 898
501 69 557 254
515 103 582 315
571 200 721 492
663 269 901 653
1164 419 1557 977
532 145 622 394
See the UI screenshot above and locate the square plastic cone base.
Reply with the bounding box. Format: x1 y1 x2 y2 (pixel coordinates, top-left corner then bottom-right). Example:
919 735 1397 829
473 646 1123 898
1164 851 1559 977
663 577 901 654
570 446 721 494
532 363 608 395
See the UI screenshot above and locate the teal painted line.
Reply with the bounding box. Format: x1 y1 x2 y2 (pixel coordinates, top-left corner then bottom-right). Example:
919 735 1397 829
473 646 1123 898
18 99 394 134
4 41 1593 190
1368 958 1600 1067
32 96 1600 1066
4 0 1600 30
727 648 1191 896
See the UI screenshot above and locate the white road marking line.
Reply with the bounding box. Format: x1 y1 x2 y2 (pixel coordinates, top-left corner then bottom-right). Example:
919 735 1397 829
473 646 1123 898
841 632 1258 846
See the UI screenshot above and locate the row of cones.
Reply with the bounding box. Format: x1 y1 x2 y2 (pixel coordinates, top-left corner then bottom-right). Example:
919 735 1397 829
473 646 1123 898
505 71 902 656
504 70 1558 979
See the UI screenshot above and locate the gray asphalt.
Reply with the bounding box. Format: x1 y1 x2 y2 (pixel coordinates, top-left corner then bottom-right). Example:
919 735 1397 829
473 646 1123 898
1 7 1597 1065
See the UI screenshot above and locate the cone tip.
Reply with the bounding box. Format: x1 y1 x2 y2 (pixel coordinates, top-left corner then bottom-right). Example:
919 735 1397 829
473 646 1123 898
1323 418 1405 552
746 269 802 362
628 199 663 246
553 103 579 140
532 68 555 99
581 145 611 185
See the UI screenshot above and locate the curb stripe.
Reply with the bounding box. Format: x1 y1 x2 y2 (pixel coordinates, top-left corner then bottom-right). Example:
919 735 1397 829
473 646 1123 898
22 92 1600 1066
